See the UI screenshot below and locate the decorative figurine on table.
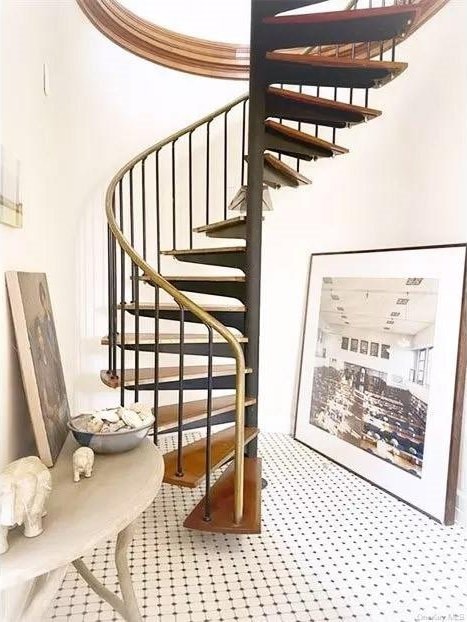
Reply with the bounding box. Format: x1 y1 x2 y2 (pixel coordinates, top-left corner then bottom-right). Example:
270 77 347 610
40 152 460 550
72 447 95 482
0 456 52 554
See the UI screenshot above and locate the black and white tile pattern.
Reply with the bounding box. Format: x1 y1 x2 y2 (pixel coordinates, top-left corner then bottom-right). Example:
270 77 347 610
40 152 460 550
45 433 466 621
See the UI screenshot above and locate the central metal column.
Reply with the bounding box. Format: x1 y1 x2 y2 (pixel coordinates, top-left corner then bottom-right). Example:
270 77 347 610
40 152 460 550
245 0 267 457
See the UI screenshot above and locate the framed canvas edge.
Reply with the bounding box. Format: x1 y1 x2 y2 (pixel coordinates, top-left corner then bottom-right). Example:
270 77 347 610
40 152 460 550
292 242 467 525
5 271 54 467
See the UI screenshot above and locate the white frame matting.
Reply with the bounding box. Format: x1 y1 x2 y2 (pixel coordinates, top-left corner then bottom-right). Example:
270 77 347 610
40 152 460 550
294 244 467 524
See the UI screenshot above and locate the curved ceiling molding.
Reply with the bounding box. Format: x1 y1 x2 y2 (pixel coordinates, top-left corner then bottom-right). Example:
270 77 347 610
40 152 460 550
76 0 448 80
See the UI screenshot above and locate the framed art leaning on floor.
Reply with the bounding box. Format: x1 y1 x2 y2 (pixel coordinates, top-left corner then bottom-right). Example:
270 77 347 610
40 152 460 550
294 244 467 524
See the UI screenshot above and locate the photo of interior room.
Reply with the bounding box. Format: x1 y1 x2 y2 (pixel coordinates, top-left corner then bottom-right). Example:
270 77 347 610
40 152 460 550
310 277 438 477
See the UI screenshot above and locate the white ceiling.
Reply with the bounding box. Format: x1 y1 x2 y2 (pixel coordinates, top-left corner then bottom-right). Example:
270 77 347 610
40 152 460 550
319 277 439 336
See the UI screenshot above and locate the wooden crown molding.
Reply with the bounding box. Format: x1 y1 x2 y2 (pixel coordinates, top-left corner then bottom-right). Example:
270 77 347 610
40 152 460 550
76 0 449 80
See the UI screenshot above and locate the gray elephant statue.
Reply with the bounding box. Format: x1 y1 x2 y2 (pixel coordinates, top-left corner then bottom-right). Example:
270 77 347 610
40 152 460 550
0 456 52 554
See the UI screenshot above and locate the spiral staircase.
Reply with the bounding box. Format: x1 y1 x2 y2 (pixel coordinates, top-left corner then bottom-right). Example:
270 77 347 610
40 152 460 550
77 0 448 534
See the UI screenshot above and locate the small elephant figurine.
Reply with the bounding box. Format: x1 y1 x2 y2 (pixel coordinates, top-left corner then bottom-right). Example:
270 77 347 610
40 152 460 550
0 456 52 555
73 447 94 482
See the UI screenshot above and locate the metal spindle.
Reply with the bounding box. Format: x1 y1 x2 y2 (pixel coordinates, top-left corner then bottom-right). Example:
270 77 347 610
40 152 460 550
241 99 247 185
315 86 320 138
129 168 135 301
391 37 396 62
119 180 126 406
203 326 214 522
133 261 140 403
155 150 161 272
188 131 193 249
172 140 177 250
112 231 117 378
153 284 160 445
176 304 185 477
332 87 338 143
141 158 147 261
223 110 229 220
206 121 211 225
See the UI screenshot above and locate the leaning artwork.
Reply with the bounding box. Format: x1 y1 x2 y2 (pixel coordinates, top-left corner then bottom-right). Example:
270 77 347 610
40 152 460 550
6 272 69 466
294 245 467 525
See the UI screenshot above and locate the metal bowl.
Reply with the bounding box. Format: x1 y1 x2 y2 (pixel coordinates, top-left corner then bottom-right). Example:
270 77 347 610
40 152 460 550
68 416 154 454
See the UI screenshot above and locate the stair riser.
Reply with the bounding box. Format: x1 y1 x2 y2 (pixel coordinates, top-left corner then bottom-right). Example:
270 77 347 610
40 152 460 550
125 308 245 332
125 375 239 391
260 13 414 49
266 62 396 90
169 251 245 271
165 280 246 302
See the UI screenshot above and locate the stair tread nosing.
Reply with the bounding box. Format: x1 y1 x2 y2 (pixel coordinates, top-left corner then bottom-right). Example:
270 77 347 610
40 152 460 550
266 119 348 155
102 333 248 346
119 302 245 313
264 153 312 185
161 246 245 256
101 365 252 389
265 52 408 89
163 426 259 488
183 457 262 534
157 394 257 432
193 216 246 234
261 5 418 47
266 86 382 123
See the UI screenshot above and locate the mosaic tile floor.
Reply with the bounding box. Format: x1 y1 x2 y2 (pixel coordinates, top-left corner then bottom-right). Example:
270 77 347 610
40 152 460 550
45 432 466 621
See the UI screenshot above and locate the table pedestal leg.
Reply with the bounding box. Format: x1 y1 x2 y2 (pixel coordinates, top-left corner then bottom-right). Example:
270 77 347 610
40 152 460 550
73 520 142 622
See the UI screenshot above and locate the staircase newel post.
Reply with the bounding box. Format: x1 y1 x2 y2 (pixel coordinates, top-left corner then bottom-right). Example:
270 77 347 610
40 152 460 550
245 0 266 458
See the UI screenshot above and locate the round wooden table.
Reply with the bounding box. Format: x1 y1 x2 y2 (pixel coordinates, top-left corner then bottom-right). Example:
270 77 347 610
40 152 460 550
0 434 164 622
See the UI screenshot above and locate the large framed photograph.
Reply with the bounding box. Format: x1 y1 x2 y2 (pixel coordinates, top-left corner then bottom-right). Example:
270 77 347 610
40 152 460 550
6 272 69 466
294 245 467 524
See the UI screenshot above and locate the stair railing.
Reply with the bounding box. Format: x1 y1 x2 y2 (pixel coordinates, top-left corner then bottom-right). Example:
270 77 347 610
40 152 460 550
105 93 249 525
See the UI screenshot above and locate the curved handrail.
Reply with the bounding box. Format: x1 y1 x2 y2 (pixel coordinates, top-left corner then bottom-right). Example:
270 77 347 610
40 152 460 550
77 0 448 79
106 93 249 524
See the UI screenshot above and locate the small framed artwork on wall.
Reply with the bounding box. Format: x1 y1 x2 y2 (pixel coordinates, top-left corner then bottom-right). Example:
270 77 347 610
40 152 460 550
294 244 467 524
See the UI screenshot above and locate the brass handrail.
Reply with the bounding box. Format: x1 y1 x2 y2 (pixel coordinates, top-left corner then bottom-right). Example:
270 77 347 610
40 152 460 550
105 93 249 524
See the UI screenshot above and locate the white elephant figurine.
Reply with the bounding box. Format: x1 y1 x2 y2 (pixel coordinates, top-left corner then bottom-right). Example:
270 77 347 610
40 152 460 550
0 456 52 555
73 447 94 482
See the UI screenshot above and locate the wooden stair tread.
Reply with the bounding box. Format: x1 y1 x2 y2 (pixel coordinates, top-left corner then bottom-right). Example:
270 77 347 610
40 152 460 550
266 86 381 125
102 333 247 346
119 302 245 313
101 365 252 389
193 216 246 234
163 426 259 488
183 457 262 534
161 246 245 256
157 395 256 432
264 153 312 186
142 274 245 283
262 5 418 47
265 52 408 88
266 119 348 155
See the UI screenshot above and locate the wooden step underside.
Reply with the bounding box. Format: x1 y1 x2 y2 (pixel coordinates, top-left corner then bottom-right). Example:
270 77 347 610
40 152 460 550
101 365 252 389
266 86 381 127
141 273 247 302
183 457 262 534
265 119 348 160
261 5 418 48
263 153 312 187
157 395 257 433
161 246 246 270
265 52 408 89
163 426 259 488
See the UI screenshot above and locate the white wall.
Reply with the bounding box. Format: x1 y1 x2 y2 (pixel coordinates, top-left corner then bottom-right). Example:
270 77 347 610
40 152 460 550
259 0 467 523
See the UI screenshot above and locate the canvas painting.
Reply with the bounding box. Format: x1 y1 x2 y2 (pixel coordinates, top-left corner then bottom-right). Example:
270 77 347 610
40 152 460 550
6 272 69 466
295 245 467 524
